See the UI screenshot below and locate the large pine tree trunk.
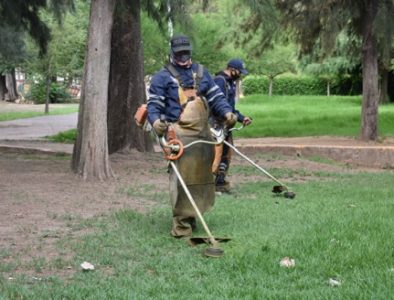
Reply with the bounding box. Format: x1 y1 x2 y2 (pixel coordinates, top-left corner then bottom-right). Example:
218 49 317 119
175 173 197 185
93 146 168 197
72 0 116 180
107 0 152 154
360 0 379 141
5 69 18 101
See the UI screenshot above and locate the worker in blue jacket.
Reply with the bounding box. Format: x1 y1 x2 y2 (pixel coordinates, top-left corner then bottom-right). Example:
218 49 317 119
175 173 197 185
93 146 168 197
147 34 237 238
212 58 252 193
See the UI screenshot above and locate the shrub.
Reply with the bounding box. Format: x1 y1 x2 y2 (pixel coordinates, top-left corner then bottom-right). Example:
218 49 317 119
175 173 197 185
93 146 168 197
243 75 327 96
27 81 71 104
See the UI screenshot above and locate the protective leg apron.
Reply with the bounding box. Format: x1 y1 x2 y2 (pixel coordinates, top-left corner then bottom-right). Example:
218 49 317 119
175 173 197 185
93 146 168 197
169 97 215 237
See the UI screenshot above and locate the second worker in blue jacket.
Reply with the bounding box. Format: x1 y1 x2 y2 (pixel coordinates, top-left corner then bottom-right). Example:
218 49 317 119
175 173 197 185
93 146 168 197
212 59 253 193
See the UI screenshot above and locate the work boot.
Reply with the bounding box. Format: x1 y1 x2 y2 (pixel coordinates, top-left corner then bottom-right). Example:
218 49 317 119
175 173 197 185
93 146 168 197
215 181 231 193
171 216 196 238
215 173 231 193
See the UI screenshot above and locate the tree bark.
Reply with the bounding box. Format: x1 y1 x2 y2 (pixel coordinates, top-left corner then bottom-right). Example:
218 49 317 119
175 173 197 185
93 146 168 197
5 69 19 101
72 0 116 180
44 75 50 114
326 81 330 97
107 0 153 154
0 75 7 101
268 77 273 97
360 0 379 141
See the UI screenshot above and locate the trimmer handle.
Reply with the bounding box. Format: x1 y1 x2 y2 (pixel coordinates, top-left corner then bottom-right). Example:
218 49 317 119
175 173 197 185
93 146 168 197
228 124 245 132
163 139 184 161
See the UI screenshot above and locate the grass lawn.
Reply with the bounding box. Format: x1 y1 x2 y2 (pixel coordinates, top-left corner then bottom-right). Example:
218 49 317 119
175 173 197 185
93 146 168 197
0 104 79 122
46 95 394 143
1 163 393 299
236 95 394 138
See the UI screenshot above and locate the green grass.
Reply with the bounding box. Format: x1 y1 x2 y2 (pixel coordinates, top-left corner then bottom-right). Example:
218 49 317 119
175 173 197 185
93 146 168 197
47 129 77 143
1 167 393 299
236 95 394 138
44 95 394 143
0 104 78 122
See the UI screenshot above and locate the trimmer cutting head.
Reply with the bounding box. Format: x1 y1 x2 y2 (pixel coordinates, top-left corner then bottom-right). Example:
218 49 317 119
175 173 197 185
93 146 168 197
284 191 296 199
188 237 230 258
272 185 296 199
204 245 224 258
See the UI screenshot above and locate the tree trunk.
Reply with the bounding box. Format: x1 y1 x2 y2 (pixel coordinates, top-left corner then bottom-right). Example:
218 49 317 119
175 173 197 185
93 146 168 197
45 75 50 114
0 75 7 100
327 81 330 97
268 77 273 97
107 0 153 154
360 0 379 141
5 69 18 101
379 68 389 104
72 0 116 180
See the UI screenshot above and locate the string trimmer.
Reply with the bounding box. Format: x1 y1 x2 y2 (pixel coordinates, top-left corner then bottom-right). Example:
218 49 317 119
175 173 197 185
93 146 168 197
217 125 296 199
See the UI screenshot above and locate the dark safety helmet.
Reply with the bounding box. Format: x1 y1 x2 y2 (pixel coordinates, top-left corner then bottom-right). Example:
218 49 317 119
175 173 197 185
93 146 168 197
170 34 192 63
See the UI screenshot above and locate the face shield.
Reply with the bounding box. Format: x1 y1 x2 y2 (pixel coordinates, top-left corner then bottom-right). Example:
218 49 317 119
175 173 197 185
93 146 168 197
170 34 192 66
171 50 192 63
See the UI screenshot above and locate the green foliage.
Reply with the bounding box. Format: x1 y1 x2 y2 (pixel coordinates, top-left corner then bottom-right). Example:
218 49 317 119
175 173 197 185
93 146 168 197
0 0 75 55
26 81 71 104
0 25 27 73
141 13 169 75
142 4 245 75
191 13 241 73
249 43 297 78
23 0 88 82
243 75 326 95
220 0 280 57
303 56 356 89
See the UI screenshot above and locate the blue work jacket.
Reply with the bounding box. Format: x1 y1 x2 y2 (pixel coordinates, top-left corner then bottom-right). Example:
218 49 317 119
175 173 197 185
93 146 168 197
214 71 245 122
147 62 232 124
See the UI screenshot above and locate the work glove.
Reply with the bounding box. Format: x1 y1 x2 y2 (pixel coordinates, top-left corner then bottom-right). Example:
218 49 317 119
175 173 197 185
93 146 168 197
152 119 167 136
224 112 237 128
243 116 252 126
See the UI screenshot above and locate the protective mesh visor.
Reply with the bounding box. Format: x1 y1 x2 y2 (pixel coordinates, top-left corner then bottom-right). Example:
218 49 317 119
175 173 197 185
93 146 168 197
172 50 192 63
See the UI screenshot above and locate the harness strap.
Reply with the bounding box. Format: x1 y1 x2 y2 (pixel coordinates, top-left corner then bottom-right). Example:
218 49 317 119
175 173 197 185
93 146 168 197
166 63 183 87
165 63 204 90
195 64 203 90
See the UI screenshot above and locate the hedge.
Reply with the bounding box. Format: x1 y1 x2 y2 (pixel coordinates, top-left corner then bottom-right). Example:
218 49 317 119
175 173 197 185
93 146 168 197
242 74 368 96
242 75 327 96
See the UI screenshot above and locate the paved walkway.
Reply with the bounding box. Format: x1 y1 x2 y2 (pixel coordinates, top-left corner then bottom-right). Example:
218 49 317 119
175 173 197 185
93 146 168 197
1 114 394 168
0 113 78 140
